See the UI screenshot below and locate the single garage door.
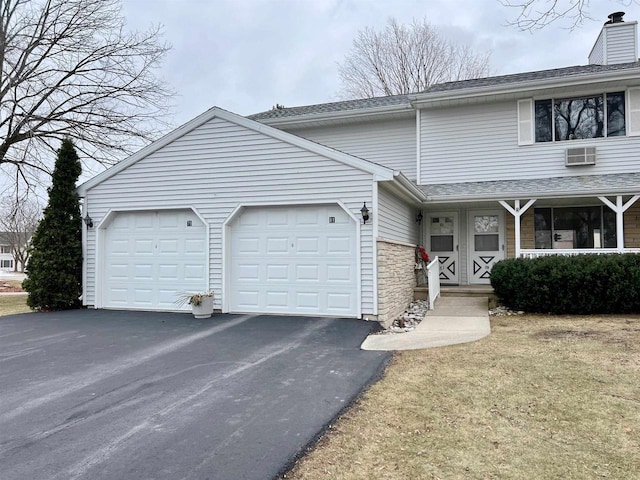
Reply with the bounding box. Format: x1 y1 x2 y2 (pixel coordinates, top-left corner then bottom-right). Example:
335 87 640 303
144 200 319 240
229 204 358 317
103 210 207 310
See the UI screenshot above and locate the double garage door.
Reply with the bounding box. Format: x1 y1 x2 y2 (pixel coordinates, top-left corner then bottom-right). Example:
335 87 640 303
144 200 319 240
102 205 358 316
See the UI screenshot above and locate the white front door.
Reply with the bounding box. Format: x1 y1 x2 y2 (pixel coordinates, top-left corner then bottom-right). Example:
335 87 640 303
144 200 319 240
468 211 505 284
229 204 358 317
428 212 459 285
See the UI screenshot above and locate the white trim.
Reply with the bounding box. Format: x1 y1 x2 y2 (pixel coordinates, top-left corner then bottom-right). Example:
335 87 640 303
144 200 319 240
78 107 394 195
371 182 378 315
376 237 417 248
94 206 209 309
81 198 88 306
416 109 421 185
221 200 362 318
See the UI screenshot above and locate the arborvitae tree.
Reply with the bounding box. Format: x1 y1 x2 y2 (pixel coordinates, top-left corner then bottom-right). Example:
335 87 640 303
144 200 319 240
23 140 82 310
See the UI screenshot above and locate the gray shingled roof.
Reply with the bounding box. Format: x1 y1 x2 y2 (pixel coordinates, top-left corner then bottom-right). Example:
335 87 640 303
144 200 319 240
422 62 640 93
249 62 640 121
421 173 640 200
247 94 410 121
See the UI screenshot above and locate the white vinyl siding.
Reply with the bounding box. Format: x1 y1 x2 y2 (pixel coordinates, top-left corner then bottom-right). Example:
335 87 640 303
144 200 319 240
605 23 638 64
377 185 418 244
419 100 640 185
589 30 605 64
84 116 376 314
284 117 417 180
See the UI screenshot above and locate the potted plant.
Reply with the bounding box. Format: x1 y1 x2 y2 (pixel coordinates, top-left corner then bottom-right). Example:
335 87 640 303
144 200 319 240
175 291 215 318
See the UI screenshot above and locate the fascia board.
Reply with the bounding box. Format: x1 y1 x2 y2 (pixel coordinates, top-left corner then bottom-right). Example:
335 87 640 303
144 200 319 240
78 106 395 195
256 104 414 127
378 172 426 203
424 187 640 203
410 68 640 107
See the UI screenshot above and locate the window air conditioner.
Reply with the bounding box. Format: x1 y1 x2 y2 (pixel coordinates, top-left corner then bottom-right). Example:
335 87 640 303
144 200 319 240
565 147 596 166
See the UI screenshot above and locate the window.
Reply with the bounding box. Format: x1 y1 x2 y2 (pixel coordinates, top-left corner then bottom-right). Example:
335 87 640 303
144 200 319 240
534 92 625 142
534 206 616 249
1 260 13 269
0 245 10 254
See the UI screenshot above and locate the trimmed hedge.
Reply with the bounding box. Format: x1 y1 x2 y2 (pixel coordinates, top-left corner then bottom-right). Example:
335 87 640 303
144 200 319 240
490 254 640 314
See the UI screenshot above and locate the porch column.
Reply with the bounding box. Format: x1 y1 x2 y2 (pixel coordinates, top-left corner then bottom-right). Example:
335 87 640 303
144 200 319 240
499 199 536 258
598 195 640 251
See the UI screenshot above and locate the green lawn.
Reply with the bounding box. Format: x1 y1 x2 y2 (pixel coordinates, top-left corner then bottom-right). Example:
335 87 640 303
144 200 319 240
0 294 30 316
283 315 640 479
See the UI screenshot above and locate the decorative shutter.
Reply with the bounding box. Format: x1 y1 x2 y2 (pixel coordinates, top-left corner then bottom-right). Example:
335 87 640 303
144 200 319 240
627 87 640 136
517 99 534 145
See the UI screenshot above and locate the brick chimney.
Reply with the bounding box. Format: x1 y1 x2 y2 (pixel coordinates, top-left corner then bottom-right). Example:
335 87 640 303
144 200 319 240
588 12 638 65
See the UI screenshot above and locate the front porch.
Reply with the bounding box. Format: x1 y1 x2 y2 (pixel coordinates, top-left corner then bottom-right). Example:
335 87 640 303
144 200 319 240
419 185 640 286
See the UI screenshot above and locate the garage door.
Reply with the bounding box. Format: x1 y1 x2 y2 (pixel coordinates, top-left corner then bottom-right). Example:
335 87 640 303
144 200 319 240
103 210 207 310
229 205 358 316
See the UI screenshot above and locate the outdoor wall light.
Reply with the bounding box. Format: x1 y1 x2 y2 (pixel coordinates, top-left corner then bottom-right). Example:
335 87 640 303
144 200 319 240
416 210 423 225
84 214 93 228
361 202 370 224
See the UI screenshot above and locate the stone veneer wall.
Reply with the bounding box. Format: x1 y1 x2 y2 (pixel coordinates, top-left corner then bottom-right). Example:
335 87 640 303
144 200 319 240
624 203 640 248
505 209 536 258
377 239 417 327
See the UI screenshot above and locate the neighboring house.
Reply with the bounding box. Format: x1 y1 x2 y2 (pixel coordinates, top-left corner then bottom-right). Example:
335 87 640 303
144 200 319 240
0 232 27 272
79 13 640 325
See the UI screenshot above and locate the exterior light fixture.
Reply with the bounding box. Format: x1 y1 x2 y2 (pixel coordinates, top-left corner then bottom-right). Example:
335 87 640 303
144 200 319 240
361 202 370 224
84 214 93 228
416 210 423 225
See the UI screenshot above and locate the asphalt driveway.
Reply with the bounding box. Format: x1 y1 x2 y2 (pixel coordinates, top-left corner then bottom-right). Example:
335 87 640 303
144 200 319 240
0 310 389 480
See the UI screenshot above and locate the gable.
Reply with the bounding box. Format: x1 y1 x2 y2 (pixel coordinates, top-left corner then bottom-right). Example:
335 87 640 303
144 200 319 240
78 108 394 195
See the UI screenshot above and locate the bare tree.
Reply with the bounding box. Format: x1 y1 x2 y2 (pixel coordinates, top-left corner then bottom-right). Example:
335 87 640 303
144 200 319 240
500 0 639 31
338 18 491 99
0 0 173 190
0 195 41 272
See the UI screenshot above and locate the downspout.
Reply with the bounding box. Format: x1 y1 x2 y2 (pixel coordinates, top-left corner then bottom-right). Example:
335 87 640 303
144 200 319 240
416 109 421 185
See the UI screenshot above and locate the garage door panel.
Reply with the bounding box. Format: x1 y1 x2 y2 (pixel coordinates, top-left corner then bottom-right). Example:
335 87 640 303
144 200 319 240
103 210 207 311
230 205 357 316
327 236 351 254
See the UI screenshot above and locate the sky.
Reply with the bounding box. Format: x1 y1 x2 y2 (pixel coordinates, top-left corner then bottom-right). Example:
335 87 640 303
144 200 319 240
121 0 640 127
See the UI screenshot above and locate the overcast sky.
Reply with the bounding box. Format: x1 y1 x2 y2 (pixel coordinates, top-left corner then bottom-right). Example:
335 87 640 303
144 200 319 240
121 0 640 127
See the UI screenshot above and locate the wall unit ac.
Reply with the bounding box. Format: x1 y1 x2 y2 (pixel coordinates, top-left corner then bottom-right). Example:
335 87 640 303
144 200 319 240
565 147 596 166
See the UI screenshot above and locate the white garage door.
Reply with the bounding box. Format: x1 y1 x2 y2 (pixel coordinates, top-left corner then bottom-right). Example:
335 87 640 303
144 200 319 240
229 205 358 317
103 210 207 310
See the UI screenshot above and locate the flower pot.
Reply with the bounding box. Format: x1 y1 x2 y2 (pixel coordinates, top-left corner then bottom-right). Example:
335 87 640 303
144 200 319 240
192 295 214 319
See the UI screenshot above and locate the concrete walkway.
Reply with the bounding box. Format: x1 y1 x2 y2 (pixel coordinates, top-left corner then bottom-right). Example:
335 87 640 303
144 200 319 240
361 296 491 351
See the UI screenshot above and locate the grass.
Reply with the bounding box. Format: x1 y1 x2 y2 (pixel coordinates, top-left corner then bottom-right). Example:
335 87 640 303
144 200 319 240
283 315 640 479
0 294 30 316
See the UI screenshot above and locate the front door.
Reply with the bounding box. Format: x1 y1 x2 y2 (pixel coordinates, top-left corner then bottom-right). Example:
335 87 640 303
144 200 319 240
428 212 459 284
469 211 505 284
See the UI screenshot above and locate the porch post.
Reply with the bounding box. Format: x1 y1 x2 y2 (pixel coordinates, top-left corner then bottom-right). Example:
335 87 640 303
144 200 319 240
499 199 536 258
599 195 640 252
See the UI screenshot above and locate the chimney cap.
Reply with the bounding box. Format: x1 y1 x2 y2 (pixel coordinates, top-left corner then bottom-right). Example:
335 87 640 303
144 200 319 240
606 11 625 24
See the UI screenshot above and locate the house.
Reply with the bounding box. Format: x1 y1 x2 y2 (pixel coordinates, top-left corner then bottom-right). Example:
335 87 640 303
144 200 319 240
79 12 640 325
0 232 28 272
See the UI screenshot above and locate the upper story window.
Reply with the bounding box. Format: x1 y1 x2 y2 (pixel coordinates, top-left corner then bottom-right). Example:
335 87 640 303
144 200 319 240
0 245 11 254
534 92 625 142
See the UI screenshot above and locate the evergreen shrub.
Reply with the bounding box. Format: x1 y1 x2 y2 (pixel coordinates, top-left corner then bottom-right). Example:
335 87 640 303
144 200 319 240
490 254 640 314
